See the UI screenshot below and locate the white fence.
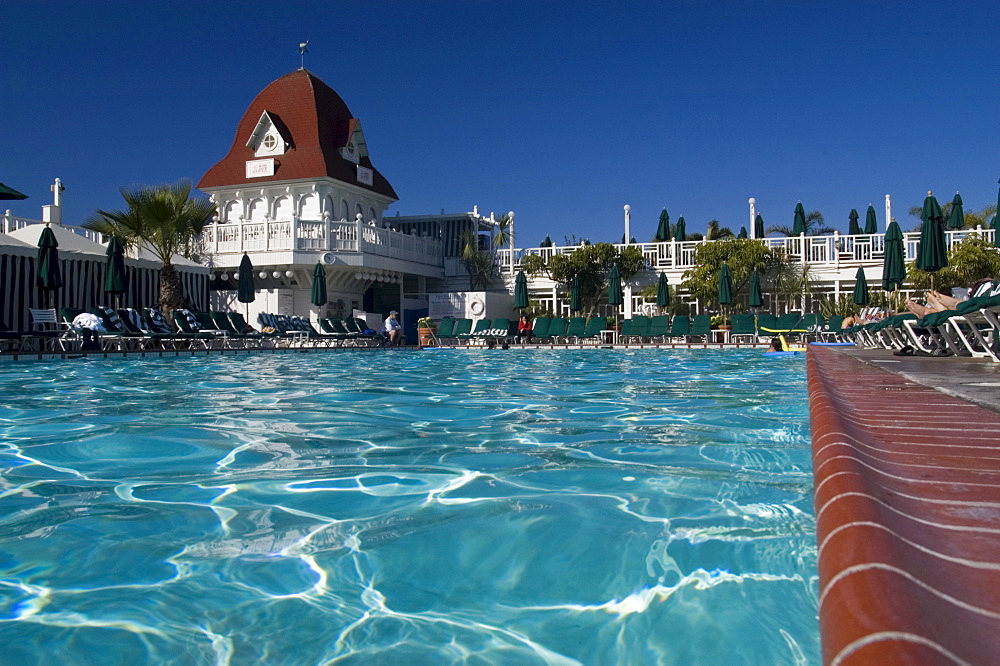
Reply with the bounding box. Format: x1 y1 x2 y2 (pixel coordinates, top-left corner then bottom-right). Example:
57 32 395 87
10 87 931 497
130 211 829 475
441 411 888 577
497 228 995 274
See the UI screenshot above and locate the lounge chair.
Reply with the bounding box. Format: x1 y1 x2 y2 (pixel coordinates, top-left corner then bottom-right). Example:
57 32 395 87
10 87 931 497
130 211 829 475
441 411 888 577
172 309 221 349
668 315 690 341
539 317 567 343
121 307 180 349
528 316 551 343
755 314 778 342
729 313 757 344
688 314 712 342
88 306 147 350
618 317 633 343
561 316 587 343
0 317 24 352
820 315 844 342
625 315 650 343
22 308 76 352
434 318 456 345
486 318 513 344
450 318 473 343
645 315 671 343
326 318 364 346
211 311 265 348
577 316 608 344
460 318 492 345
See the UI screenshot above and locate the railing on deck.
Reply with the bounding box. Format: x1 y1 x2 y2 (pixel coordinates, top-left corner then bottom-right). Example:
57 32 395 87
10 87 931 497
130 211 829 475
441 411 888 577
497 227 994 273
1 213 104 244
198 217 441 266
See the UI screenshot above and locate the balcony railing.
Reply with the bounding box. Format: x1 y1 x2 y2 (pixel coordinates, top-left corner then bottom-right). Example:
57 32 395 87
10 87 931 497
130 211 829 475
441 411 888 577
199 217 442 266
497 228 994 273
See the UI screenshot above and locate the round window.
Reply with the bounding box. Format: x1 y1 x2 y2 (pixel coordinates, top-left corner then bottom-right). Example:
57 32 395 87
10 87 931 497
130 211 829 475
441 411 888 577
263 134 277 150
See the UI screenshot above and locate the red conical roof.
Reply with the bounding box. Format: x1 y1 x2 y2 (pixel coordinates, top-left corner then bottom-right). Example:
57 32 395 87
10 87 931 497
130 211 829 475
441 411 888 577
198 69 397 200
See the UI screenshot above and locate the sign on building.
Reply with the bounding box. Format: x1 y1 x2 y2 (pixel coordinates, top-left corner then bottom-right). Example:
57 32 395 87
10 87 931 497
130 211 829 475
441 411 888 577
246 158 275 178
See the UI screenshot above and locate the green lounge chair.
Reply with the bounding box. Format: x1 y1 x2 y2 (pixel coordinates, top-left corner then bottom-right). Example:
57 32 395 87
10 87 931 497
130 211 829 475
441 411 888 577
646 315 671 342
543 317 568 343
434 318 456 345
626 315 650 343
91 306 145 350
562 316 587 342
451 318 473 343
459 318 491 344
578 316 608 343
530 317 551 342
668 315 690 340
755 314 778 340
618 318 633 342
688 314 712 342
172 309 220 349
729 313 757 343
821 315 844 342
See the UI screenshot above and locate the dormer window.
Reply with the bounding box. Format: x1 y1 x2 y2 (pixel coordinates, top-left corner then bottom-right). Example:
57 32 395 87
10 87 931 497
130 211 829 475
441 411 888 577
247 111 291 157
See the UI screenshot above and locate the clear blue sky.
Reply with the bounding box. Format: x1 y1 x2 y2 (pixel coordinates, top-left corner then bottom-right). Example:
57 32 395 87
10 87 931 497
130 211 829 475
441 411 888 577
6 1 999 244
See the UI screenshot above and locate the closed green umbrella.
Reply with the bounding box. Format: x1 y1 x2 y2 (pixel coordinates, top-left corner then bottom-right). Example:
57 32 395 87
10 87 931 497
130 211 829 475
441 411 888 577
881 219 905 291
673 216 687 242
864 205 878 234
656 272 669 307
718 262 733 306
737 226 748 239
655 209 670 241
36 226 62 308
916 191 947 275
852 267 869 306
310 262 328 308
237 253 256 317
540 235 553 248
848 209 861 236
792 202 807 235
754 213 765 239
104 235 128 307
0 182 29 200
607 266 623 307
749 270 763 308
570 274 583 311
513 270 529 309
947 192 964 230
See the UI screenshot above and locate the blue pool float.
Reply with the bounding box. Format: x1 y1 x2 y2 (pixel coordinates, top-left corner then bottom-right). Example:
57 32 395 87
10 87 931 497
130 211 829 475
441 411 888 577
763 350 801 357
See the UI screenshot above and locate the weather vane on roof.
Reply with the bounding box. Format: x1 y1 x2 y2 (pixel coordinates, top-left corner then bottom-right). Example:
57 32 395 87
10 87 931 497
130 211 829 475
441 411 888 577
298 40 309 69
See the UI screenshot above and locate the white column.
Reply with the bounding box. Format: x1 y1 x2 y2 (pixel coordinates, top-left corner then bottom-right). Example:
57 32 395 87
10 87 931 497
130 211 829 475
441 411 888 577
508 210 515 275
623 205 632 318
885 195 891 232
749 197 756 238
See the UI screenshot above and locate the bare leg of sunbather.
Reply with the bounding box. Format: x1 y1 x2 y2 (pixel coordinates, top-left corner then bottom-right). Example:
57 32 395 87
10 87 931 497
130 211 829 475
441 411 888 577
925 291 961 310
906 300 937 317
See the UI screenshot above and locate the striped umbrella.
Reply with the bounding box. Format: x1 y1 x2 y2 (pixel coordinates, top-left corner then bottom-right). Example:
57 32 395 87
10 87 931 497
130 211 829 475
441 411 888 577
947 192 965 230
852 267 869 306
656 272 669 307
848 209 862 236
864 205 878 234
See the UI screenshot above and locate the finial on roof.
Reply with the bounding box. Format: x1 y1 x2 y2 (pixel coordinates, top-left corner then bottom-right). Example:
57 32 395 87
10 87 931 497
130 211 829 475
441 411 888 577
298 41 309 69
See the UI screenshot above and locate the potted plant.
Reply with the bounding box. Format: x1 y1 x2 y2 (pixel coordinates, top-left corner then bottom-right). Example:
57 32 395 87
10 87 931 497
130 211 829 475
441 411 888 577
416 317 436 347
710 314 731 330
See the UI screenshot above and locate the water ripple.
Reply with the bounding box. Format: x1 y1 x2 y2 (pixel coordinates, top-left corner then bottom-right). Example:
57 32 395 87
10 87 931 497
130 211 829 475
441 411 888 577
0 349 816 663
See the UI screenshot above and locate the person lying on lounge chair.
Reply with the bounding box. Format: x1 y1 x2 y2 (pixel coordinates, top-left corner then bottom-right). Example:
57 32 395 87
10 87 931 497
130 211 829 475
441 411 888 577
905 279 998 317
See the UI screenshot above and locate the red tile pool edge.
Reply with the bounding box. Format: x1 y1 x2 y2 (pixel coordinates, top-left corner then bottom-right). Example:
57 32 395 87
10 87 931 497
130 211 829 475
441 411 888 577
807 347 1000 665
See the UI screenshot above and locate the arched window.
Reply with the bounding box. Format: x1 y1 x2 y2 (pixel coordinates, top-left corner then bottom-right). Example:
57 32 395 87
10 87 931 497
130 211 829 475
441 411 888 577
341 199 350 220
299 194 320 220
369 207 378 225
356 203 364 220
273 196 293 221
248 199 267 222
224 200 243 223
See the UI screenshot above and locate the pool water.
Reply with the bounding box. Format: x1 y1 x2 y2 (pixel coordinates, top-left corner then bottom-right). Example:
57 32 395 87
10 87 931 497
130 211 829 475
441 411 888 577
0 349 817 664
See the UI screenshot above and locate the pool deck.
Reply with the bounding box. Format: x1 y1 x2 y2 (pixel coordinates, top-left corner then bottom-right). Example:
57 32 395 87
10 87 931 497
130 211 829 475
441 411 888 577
807 345 1000 665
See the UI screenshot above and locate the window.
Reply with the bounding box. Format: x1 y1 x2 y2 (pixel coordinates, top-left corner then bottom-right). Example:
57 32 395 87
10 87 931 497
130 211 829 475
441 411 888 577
263 134 277 150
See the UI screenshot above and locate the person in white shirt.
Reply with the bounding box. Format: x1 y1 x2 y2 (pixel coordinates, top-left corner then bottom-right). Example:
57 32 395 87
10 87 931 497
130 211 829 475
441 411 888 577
384 310 402 346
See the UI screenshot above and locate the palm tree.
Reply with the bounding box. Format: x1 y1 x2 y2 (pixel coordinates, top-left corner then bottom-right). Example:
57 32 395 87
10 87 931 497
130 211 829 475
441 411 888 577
82 180 217 319
767 210 835 236
706 219 734 240
460 213 511 290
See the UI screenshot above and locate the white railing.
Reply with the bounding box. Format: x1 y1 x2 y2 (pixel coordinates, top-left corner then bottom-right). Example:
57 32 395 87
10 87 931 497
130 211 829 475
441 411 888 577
497 227 995 273
1 213 104 244
199 217 441 266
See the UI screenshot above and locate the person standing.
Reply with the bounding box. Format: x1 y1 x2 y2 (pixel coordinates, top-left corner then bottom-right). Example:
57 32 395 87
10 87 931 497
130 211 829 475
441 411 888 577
385 310 403 346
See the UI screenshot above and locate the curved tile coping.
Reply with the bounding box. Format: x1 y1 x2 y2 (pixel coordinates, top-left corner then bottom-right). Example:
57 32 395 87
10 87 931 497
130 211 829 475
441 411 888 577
807 347 1000 665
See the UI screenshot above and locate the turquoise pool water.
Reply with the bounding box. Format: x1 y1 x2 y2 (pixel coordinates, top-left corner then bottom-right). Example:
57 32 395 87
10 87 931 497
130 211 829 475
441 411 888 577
0 349 817 664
